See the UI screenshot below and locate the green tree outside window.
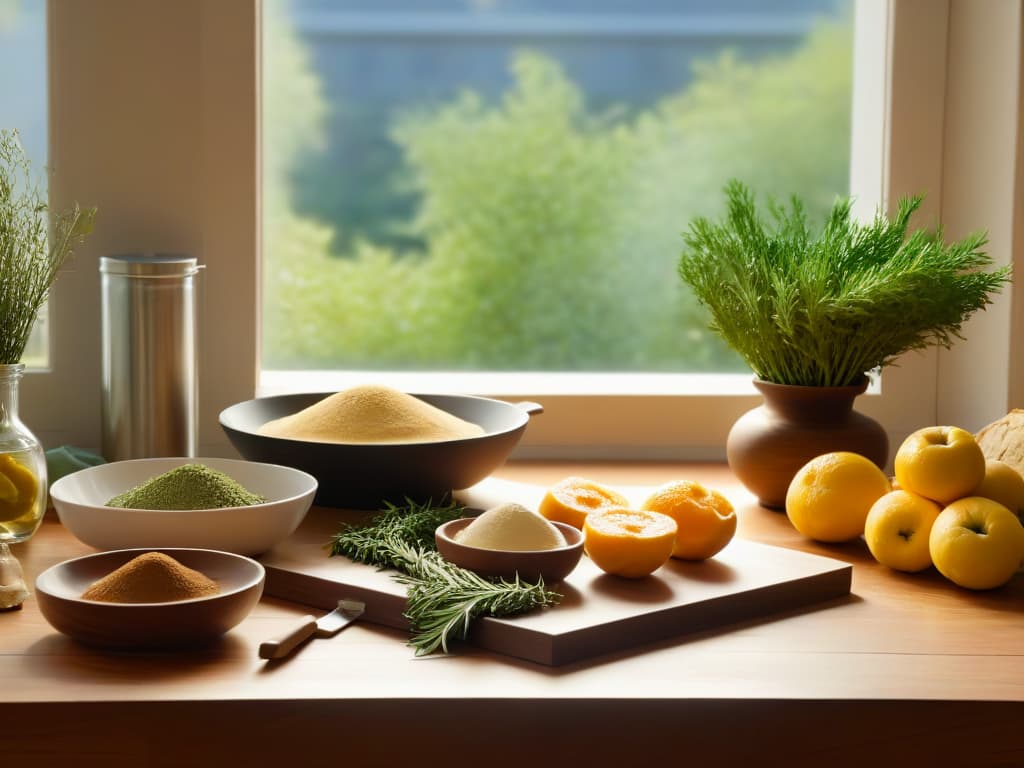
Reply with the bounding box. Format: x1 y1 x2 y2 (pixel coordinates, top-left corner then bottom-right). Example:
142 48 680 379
263 7 853 373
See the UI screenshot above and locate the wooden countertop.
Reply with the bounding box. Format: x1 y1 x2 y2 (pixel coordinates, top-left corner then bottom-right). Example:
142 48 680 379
5 462 1023 766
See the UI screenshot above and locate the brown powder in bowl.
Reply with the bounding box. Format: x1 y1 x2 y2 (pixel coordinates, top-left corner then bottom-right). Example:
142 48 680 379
257 384 485 444
81 552 219 603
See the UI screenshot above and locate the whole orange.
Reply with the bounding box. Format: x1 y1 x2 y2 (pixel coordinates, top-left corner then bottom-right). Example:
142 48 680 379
785 452 891 542
539 476 630 530
641 480 737 560
583 508 677 579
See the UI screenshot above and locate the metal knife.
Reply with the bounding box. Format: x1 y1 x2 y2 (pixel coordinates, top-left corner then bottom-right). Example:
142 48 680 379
258 598 365 660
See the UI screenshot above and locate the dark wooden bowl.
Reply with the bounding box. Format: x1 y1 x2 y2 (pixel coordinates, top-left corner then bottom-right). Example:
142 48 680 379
35 548 265 649
435 518 584 584
219 393 542 509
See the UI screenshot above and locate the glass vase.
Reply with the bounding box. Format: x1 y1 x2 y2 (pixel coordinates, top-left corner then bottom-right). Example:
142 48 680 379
0 364 47 545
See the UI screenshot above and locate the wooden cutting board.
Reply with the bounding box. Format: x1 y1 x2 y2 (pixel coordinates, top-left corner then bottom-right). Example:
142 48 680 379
259 479 852 666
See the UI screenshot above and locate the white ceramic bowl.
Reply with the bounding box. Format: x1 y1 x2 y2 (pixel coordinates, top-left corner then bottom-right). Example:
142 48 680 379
50 457 317 555
36 547 265 649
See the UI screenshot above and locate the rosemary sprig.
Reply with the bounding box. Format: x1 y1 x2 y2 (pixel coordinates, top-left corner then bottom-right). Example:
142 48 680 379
328 497 468 568
329 498 562 656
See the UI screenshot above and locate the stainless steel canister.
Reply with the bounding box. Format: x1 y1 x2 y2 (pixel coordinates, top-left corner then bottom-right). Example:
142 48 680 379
100 255 202 460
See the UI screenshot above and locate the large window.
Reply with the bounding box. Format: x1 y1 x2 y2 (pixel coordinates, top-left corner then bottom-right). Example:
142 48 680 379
262 0 853 376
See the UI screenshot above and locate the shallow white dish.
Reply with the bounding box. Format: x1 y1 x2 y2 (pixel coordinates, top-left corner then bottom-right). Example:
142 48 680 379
50 457 317 555
35 547 265 649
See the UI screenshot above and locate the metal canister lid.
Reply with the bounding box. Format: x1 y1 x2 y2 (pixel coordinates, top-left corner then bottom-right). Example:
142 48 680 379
99 254 202 277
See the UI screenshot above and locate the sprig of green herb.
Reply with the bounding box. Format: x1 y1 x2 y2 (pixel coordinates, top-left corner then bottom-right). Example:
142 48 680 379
0 129 95 363
328 498 466 569
329 498 561 655
678 180 1011 387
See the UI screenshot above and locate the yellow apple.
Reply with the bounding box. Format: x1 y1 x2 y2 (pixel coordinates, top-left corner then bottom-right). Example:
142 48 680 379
864 490 942 572
894 426 986 505
929 496 1024 590
970 459 1024 522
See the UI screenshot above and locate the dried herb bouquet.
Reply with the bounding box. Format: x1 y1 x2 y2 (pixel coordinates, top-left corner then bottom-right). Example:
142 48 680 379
0 129 95 364
678 180 1011 387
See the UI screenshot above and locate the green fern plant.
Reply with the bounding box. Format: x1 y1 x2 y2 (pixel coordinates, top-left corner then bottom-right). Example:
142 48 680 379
678 180 1011 387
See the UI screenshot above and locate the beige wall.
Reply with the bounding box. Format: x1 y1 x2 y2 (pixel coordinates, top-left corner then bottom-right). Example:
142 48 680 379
936 1 1022 428
45 0 259 455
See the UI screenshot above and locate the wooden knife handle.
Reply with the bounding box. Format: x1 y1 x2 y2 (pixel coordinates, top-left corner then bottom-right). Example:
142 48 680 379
258 615 318 660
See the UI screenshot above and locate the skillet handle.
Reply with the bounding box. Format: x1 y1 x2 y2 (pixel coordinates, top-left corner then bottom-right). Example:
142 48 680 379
513 401 544 416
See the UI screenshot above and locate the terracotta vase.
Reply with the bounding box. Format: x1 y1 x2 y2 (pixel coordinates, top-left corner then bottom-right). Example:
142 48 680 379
726 377 889 509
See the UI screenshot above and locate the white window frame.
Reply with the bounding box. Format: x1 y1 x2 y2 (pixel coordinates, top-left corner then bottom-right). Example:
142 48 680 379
36 0 1023 463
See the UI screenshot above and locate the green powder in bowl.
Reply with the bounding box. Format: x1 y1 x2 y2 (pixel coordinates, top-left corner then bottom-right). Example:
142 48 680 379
106 463 266 510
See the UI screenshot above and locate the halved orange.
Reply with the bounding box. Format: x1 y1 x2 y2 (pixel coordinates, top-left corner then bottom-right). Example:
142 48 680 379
583 508 678 579
539 476 630 530
642 480 737 560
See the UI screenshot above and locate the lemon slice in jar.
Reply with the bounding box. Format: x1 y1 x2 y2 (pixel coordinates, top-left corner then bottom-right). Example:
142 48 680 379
0 472 17 503
0 455 37 523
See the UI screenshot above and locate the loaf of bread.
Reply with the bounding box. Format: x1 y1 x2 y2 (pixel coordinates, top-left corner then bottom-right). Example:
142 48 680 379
976 409 1024 478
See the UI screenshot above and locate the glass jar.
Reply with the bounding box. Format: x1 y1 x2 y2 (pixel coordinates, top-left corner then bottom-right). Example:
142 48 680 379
0 364 47 544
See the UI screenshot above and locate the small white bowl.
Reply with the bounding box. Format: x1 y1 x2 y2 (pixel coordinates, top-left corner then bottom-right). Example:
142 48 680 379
50 457 317 555
36 547 265 649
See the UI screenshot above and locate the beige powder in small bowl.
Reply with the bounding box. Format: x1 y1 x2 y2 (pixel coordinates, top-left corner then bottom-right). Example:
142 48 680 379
456 503 568 551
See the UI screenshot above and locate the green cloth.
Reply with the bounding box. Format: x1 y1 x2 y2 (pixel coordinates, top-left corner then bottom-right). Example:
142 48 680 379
45 445 105 487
